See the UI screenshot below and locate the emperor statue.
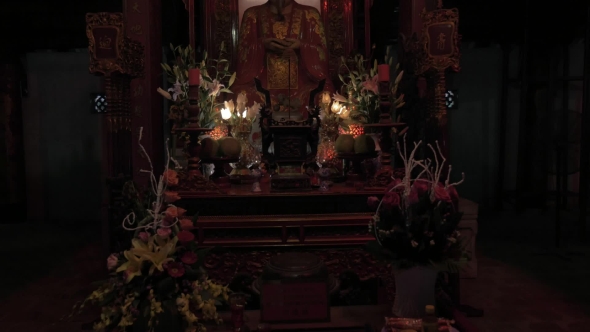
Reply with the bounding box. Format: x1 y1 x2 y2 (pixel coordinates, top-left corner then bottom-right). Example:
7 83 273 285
232 0 334 116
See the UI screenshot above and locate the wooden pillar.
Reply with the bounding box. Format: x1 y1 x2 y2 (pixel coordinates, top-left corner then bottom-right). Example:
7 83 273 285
578 3 590 243
123 0 164 185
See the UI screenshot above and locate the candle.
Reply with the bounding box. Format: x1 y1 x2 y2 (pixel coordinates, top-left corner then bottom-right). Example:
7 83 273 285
188 68 200 85
378 64 390 82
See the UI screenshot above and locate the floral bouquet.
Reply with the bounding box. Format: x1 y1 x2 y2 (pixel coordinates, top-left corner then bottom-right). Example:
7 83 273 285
220 91 262 135
72 128 229 332
336 47 404 127
366 135 467 271
159 42 236 129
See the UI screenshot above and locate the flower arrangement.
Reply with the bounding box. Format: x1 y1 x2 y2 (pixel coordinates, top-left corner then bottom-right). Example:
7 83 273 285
336 47 405 126
159 42 237 128
366 135 467 271
220 91 261 134
72 128 229 332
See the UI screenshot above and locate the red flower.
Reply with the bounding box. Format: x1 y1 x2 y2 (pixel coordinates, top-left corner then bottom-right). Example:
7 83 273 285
412 180 429 195
177 230 195 243
434 183 452 202
179 218 195 230
382 192 401 209
163 169 179 187
165 206 187 222
181 251 198 265
167 262 185 278
367 196 380 210
163 191 181 203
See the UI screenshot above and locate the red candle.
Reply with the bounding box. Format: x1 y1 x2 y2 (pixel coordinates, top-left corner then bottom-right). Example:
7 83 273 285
378 64 390 82
188 68 200 85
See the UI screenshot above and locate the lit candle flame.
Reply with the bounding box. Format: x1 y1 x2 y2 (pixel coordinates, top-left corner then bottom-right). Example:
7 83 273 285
221 107 232 120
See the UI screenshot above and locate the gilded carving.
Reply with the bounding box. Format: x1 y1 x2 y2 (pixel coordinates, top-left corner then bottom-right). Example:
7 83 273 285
98 36 113 50
212 0 237 66
325 0 348 82
133 84 143 97
132 1 141 13
267 54 298 90
405 8 461 76
279 138 303 158
130 24 143 35
86 13 125 75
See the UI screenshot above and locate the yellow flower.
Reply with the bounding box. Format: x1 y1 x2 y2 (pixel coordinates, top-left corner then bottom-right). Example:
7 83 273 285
119 313 135 327
115 249 145 283
131 237 178 274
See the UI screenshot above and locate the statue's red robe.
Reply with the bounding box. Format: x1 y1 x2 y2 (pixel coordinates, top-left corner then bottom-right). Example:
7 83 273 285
232 1 334 115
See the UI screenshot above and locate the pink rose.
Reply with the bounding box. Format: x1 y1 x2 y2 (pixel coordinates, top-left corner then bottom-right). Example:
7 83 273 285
106 254 118 271
164 191 181 203
181 251 198 265
138 232 150 242
177 230 195 243
179 218 194 230
434 183 452 202
162 169 179 187
157 227 172 238
165 206 187 222
367 196 380 210
382 192 401 209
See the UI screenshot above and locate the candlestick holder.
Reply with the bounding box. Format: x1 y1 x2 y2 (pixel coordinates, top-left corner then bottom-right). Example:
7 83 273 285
364 82 405 187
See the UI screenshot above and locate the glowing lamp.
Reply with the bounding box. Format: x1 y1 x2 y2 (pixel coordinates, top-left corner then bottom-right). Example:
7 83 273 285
221 108 232 120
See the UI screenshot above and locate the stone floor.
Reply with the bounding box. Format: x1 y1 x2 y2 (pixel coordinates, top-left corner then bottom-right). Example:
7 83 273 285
1 209 589 332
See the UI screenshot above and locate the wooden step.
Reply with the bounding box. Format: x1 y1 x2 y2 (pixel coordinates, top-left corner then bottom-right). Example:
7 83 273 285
198 212 374 227
196 212 374 247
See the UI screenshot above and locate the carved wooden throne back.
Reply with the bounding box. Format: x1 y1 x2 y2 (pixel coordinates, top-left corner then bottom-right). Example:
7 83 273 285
199 0 358 86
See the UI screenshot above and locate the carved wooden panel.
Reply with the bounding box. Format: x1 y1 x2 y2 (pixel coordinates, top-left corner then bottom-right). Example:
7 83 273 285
403 8 461 76
203 0 239 69
86 12 125 76
321 0 354 84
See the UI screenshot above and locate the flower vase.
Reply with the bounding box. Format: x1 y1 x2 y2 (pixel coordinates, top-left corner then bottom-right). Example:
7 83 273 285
392 266 438 318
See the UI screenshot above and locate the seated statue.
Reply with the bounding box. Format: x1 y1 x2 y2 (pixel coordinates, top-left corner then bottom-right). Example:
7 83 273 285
232 0 334 117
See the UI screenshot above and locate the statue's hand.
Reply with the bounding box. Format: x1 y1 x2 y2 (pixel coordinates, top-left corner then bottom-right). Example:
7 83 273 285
281 38 301 59
284 38 301 50
263 38 289 54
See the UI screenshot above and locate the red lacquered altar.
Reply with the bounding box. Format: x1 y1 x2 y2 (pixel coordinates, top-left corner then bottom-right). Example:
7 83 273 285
87 1 479 330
